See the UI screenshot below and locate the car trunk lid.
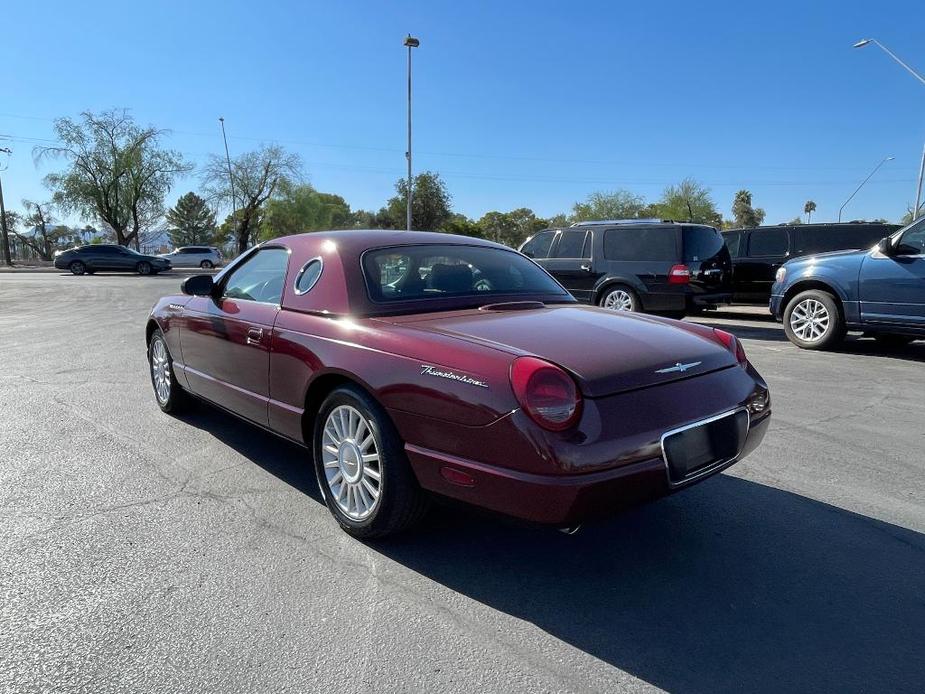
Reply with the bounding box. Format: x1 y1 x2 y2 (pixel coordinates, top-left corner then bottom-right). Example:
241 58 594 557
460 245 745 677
384 305 737 397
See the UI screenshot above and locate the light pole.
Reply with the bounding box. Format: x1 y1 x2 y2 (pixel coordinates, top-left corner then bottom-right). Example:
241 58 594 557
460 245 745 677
838 156 894 222
0 147 12 266
218 117 237 226
403 35 420 231
854 38 925 219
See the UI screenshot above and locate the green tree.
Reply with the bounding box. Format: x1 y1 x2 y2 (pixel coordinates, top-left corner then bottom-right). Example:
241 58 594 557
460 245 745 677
165 192 217 247
477 208 547 248
571 190 646 222
731 189 766 228
262 182 351 239
348 209 378 228
787 217 803 225
442 213 485 238
36 110 190 248
546 213 570 228
655 178 722 226
202 144 301 254
386 171 452 230
803 200 816 223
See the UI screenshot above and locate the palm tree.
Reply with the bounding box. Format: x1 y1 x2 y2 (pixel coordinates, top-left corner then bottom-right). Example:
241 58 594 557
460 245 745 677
804 200 817 223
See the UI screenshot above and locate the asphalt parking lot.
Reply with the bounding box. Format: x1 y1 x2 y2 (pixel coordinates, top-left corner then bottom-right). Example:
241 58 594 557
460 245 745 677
1 272 923 693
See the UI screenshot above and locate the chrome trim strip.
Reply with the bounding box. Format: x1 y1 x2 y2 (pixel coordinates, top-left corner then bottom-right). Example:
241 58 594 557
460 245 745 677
660 407 750 489
293 256 324 295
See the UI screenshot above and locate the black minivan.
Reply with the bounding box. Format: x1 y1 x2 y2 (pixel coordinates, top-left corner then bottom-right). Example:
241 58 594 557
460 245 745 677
722 222 900 303
519 220 733 315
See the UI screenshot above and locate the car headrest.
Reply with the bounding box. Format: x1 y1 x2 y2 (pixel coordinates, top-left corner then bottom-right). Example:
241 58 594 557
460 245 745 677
430 263 473 293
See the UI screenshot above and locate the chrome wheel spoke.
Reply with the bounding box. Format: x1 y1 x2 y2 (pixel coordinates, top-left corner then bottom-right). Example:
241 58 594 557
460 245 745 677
150 339 172 404
790 299 830 343
321 405 383 521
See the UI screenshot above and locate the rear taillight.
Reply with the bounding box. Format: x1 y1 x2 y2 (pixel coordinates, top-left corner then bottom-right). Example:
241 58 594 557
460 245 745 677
510 357 582 431
713 328 748 366
668 264 691 284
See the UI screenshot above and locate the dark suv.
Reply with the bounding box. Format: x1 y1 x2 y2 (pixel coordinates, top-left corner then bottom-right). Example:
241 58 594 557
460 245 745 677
722 222 899 303
519 220 732 316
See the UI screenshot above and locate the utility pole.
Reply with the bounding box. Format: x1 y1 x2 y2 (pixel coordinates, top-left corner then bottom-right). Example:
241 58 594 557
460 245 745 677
403 35 420 231
0 147 12 266
219 117 237 229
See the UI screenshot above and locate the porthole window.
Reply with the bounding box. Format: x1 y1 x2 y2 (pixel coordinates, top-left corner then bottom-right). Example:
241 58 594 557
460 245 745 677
294 257 323 295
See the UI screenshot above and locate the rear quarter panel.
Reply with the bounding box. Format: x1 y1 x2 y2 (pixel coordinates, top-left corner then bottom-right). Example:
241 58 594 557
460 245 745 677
268 312 519 443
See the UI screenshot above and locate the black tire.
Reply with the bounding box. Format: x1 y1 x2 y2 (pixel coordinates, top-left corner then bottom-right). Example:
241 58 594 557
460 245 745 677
598 284 639 312
873 333 916 347
69 261 86 275
137 261 152 275
200 260 214 269
313 384 428 538
148 329 192 414
783 289 845 350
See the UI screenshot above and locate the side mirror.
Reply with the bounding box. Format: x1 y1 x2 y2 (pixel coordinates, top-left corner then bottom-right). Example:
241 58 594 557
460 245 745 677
877 237 894 256
181 274 215 296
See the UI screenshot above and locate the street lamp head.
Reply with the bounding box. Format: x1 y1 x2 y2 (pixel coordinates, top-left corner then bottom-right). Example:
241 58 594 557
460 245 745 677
404 35 420 48
853 39 872 48
218 116 224 122
887 156 895 160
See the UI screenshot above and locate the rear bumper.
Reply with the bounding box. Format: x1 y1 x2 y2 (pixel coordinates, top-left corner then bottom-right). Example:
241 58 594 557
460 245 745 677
407 410 770 526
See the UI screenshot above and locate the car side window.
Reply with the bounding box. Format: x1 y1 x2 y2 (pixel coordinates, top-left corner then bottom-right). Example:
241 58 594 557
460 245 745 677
748 229 789 257
604 227 676 261
897 221 925 255
221 247 289 304
521 231 555 259
723 231 743 258
552 230 589 258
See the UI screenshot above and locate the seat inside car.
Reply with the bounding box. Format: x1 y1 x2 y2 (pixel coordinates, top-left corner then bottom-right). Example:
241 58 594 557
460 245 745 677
430 263 473 293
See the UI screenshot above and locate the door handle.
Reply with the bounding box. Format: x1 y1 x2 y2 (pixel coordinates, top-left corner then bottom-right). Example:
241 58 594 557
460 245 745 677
580 263 592 272
246 327 264 345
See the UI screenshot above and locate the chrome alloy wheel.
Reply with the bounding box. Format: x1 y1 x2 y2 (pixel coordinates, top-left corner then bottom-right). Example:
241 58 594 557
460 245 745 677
322 405 382 520
150 338 171 404
789 298 830 343
603 289 634 311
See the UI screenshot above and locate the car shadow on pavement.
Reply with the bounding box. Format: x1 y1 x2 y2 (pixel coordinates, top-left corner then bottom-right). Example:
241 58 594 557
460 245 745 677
179 405 323 504
693 320 790 343
374 477 925 694
176 403 924 692
698 320 925 361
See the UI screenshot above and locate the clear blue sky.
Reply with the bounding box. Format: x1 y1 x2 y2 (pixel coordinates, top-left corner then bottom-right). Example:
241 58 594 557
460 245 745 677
2 0 924 226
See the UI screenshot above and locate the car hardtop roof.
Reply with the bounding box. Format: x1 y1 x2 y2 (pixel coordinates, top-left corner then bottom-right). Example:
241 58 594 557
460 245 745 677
269 229 512 255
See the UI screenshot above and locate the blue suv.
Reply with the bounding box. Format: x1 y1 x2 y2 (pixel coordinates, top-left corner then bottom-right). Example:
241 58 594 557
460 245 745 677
770 217 925 349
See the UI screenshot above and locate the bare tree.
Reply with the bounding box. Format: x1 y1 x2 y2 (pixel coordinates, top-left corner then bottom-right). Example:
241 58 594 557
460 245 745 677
35 110 191 248
202 145 301 254
13 201 61 260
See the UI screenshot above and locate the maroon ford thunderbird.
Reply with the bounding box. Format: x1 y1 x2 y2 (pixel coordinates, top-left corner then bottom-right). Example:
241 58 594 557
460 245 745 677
146 230 770 537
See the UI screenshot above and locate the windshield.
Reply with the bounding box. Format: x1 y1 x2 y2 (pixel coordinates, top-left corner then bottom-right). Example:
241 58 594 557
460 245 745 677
122 246 142 255
363 244 571 304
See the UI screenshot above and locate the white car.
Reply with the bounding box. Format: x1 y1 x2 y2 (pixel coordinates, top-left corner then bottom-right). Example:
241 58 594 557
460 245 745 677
158 246 223 269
